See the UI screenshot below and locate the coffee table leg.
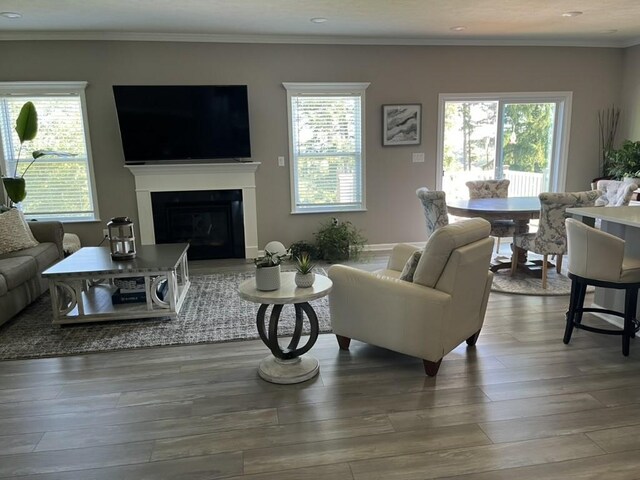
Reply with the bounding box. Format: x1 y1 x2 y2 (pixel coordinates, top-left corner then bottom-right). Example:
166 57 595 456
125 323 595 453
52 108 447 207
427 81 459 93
255 301 320 384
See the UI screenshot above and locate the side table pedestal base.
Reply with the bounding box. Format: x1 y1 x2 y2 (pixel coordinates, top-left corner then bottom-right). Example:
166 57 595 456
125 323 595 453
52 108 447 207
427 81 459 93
258 355 319 384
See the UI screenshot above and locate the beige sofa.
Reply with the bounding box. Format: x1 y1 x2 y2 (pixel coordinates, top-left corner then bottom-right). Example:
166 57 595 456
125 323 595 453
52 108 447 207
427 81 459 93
0 221 64 326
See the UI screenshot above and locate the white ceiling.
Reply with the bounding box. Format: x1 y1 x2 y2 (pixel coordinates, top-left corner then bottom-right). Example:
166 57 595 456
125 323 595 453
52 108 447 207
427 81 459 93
1 0 639 47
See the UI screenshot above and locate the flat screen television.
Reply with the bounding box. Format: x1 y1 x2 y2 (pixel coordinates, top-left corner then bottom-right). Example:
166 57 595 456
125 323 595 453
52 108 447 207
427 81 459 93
112 85 251 163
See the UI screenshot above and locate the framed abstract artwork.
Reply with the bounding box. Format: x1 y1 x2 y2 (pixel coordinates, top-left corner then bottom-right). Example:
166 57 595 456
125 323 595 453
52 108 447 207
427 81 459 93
382 104 422 146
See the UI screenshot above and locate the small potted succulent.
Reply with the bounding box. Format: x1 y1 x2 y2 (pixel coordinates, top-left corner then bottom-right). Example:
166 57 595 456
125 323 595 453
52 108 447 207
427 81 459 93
295 252 316 288
254 249 287 291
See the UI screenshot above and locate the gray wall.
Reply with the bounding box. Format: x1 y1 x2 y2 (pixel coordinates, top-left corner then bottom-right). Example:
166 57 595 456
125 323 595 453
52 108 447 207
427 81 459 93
622 44 640 141
0 41 623 249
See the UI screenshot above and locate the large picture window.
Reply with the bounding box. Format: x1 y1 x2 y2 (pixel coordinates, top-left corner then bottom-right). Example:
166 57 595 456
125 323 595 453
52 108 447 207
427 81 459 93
0 82 98 221
284 82 369 213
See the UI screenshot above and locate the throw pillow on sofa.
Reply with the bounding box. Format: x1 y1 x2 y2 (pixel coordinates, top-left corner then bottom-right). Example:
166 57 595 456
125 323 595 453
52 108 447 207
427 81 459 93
0 209 39 255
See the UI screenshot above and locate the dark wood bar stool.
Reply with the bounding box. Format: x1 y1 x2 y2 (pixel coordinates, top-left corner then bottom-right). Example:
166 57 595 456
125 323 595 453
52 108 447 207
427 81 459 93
564 218 640 356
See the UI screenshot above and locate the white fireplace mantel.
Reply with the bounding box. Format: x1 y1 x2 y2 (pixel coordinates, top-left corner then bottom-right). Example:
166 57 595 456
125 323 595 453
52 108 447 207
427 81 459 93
125 162 260 258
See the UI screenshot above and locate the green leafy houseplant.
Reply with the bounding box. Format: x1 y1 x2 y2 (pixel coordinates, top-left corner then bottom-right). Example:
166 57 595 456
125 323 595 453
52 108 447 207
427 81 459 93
295 253 315 274
254 248 289 291
254 249 289 268
314 217 367 262
289 240 319 261
605 140 640 180
2 101 74 206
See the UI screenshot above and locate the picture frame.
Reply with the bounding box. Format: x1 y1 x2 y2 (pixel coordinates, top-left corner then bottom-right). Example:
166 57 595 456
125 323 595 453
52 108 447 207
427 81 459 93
382 104 422 146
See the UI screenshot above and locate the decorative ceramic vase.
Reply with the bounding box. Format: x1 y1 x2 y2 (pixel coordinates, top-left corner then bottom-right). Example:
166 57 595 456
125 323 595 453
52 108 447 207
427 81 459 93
295 272 315 288
255 265 281 291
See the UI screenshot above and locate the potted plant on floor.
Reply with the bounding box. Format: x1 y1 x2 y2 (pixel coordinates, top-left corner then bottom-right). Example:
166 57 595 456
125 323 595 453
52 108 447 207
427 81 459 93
314 217 367 262
254 249 288 291
294 252 316 288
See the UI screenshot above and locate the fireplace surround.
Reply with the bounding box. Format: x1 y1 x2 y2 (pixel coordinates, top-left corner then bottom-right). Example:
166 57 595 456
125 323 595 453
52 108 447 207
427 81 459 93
125 162 260 258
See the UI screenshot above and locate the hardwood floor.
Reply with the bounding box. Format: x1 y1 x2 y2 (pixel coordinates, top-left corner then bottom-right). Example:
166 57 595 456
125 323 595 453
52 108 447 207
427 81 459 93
2 256 640 479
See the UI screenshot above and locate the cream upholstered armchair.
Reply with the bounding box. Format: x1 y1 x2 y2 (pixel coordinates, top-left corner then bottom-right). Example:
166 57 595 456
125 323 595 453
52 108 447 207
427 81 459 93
328 218 494 376
595 180 638 207
466 179 517 253
511 190 601 288
416 187 449 238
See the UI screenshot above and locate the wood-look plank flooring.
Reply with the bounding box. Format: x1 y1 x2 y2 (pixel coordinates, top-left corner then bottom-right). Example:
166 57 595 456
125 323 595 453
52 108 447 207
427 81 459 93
1 255 640 479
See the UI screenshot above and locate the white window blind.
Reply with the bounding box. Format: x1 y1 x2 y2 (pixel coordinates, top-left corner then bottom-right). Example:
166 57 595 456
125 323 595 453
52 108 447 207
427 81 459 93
285 83 368 213
0 83 98 221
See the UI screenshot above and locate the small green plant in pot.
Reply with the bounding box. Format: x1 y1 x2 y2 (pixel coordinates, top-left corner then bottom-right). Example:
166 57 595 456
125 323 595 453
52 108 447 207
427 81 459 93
254 249 289 291
295 253 316 288
314 217 367 262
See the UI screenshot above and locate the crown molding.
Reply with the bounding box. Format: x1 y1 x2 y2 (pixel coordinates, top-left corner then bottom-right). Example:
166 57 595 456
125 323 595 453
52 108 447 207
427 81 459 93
0 30 633 48
620 36 640 48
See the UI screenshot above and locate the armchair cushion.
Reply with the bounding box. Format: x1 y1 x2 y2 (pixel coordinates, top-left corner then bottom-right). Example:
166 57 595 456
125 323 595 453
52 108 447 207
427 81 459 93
414 218 491 288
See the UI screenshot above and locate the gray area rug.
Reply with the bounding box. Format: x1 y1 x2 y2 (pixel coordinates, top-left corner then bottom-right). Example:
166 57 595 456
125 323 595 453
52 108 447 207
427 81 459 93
0 271 331 360
492 269 573 296
491 263 594 296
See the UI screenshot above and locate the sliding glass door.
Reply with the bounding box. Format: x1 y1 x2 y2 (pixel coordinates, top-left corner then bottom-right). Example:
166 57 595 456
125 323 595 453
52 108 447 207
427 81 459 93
438 93 571 200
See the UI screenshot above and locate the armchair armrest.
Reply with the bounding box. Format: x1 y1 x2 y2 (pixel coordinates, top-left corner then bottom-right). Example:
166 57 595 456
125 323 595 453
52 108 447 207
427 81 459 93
328 264 451 362
387 244 421 272
28 221 64 259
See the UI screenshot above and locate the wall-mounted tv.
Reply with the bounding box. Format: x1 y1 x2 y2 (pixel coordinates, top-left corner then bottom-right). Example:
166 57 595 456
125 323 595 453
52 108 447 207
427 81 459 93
112 85 251 163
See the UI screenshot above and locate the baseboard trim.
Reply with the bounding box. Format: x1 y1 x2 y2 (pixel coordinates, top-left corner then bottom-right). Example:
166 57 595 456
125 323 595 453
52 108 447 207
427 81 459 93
254 241 426 258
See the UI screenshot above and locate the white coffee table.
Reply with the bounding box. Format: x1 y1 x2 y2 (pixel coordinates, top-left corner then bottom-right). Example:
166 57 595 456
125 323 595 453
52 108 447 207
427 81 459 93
238 272 332 384
42 244 190 325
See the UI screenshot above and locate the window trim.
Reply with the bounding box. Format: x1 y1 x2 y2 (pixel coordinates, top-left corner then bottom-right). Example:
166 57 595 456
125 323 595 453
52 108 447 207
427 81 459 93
284 82 370 214
436 91 573 193
0 81 100 222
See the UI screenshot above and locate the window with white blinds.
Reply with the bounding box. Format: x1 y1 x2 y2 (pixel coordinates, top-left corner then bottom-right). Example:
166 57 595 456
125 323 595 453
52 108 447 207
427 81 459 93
0 82 98 221
284 83 369 213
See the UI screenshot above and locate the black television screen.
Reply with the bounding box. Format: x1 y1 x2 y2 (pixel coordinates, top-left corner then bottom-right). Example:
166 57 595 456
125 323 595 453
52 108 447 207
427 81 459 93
112 85 251 162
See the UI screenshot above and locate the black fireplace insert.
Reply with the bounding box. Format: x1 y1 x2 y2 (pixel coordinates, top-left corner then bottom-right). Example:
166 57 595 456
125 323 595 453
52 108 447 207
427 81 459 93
151 190 245 260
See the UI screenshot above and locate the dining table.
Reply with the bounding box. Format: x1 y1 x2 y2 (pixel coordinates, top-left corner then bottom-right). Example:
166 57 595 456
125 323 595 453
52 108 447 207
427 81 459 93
446 196 541 272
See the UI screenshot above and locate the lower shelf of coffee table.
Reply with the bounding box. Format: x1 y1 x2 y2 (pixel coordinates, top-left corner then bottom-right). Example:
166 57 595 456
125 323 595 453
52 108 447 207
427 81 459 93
52 283 189 325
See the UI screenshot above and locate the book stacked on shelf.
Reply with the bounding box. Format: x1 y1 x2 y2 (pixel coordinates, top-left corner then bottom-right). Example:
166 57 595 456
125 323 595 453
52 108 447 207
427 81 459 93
112 277 168 305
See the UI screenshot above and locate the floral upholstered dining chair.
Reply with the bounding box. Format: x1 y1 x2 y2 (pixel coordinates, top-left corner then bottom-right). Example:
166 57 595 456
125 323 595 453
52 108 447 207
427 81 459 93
511 190 601 289
466 179 510 199
465 179 516 253
595 179 638 207
416 188 449 237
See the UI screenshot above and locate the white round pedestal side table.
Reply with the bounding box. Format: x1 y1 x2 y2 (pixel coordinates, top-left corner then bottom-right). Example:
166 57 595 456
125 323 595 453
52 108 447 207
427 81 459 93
238 272 332 384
